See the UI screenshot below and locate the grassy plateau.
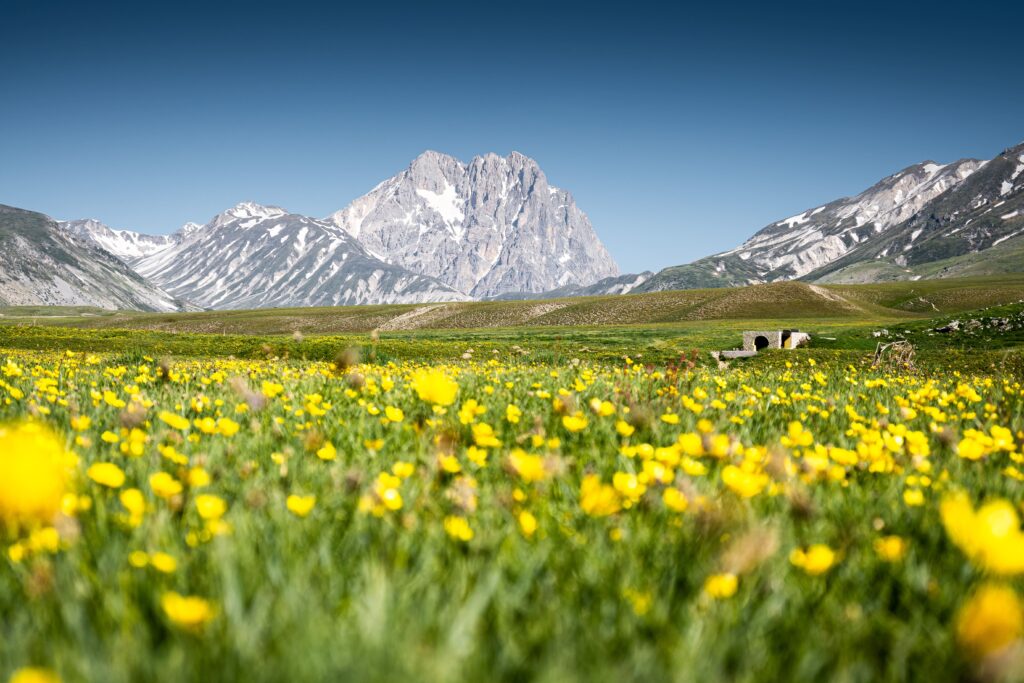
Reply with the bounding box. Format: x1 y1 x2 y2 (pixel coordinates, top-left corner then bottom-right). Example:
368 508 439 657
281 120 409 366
1 275 1024 682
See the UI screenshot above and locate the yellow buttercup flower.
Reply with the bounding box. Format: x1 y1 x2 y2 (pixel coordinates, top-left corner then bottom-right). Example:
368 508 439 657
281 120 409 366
580 475 620 517
721 465 768 499
789 544 837 576
194 494 227 520
562 413 589 433
150 552 178 573
472 422 501 448
317 442 337 461
704 573 738 598
873 535 907 562
158 410 191 431
149 472 183 499
216 418 240 437
8 667 61 683
0 421 73 528
941 492 1024 575
86 462 126 489
518 510 538 538
443 515 474 542
956 583 1024 659
662 488 689 512
508 450 546 483
410 368 458 406
161 591 216 631
286 494 316 517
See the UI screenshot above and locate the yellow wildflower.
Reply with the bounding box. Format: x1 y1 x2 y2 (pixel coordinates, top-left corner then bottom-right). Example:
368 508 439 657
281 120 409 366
286 494 316 517
0 422 72 528
443 515 474 542
704 573 738 598
518 510 538 538
721 465 768 499
874 535 907 562
194 494 226 520
158 410 191 431
509 450 546 483
562 413 589 433
956 583 1023 659
8 668 61 683
86 462 126 489
941 492 1024 575
790 544 837 576
410 368 458 406
580 474 620 516
317 442 337 461
161 592 216 631
149 472 183 499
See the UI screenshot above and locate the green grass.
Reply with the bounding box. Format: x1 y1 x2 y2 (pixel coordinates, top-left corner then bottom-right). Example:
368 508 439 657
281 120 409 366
1 278 1024 681
0 338 1022 682
6 275 1024 337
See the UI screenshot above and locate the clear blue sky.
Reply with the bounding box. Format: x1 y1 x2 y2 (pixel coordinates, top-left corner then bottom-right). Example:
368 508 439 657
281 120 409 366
2 1 1021 273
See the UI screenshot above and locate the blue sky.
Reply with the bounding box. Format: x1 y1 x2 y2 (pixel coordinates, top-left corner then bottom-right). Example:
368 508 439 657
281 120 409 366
2 1 1022 273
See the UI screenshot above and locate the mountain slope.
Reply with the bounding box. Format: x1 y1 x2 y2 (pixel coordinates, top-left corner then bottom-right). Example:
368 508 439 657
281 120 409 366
59 218 181 261
492 272 654 300
808 143 1024 282
327 151 619 297
0 204 187 311
133 202 470 310
638 158 987 292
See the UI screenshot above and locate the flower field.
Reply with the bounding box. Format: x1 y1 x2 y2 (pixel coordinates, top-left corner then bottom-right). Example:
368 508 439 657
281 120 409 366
1 344 1023 681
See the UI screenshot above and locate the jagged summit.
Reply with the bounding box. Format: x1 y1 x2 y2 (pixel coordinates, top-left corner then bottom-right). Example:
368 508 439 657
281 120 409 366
327 150 618 297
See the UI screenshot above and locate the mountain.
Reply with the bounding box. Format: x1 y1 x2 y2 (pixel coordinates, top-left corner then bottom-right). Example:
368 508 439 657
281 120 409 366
491 272 654 300
132 202 469 309
0 204 187 311
638 158 988 292
809 143 1024 283
60 218 180 261
327 151 619 298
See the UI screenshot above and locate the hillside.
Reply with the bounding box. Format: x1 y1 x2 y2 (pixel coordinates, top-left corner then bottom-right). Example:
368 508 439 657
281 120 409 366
0 204 189 311
807 143 1024 283
6 274 1022 337
640 141 1024 292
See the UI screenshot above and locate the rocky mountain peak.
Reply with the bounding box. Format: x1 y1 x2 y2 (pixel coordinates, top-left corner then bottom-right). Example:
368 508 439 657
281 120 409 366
327 151 618 297
225 201 286 218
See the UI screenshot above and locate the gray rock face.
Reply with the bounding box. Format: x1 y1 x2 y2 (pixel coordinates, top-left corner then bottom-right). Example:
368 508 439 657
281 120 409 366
132 202 470 310
638 156 990 292
327 151 619 298
0 204 188 311
809 143 1024 280
721 159 986 279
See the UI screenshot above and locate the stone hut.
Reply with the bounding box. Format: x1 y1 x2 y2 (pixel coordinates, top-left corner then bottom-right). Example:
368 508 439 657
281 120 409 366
741 329 810 352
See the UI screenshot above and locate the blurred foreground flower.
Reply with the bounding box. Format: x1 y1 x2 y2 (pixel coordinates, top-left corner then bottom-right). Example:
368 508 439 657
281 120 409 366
161 592 216 631
0 422 74 530
941 492 1024 575
956 583 1023 660
8 668 61 683
789 544 837 576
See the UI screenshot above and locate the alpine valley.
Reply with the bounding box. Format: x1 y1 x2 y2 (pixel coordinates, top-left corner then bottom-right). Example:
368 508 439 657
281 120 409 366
1 143 1022 312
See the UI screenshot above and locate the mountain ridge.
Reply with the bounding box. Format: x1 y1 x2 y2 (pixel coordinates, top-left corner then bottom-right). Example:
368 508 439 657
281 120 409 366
131 202 469 310
0 205 189 311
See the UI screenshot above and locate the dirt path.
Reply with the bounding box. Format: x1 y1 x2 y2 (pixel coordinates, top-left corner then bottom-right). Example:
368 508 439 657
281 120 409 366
377 304 459 331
